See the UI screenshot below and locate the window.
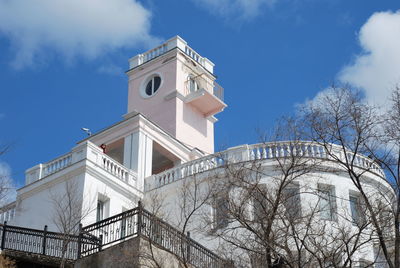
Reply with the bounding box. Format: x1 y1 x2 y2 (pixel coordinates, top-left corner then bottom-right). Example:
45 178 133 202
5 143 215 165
282 183 302 220
253 184 267 223
349 194 365 226
214 195 229 229
374 245 389 268
96 200 104 222
318 185 337 221
188 76 199 93
144 75 161 97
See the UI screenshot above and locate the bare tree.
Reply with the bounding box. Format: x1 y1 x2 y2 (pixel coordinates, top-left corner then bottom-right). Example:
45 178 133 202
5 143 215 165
0 143 15 213
144 121 382 267
49 179 94 268
297 85 398 267
202 140 379 267
142 89 397 267
142 173 218 268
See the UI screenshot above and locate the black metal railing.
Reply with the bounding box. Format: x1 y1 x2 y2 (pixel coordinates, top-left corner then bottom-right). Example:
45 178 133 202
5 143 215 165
82 207 139 248
0 223 101 260
83 202 226 268
0 204 226 267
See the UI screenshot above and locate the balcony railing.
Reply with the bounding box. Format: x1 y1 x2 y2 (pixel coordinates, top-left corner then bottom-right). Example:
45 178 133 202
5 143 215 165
129 36 215 74
184 75 224 103
25 141 138 188
0 204 227 267
0 222 101 260
0 202 16 223
145 141 386 191
83 203 227 268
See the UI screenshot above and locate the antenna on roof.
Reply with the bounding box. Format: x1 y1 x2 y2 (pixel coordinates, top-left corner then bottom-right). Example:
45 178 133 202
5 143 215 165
81 127 92 136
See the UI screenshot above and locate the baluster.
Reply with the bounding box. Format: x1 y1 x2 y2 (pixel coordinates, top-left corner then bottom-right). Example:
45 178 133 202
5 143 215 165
315 146 321 158
320 147 326 158
189 164 193 175
194 163 198 174
286 144 291 157
262 147 267 159
272 145 277 158
256 148 261 159
267 146 273 158
303 145 308 157
280 145 285 157
354 156 360 166
250 150 255 160
362 158 367 168
179 167 184 180
182 166 187 177
310 145 315 157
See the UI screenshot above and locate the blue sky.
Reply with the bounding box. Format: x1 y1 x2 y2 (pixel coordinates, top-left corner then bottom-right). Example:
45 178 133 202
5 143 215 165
0 0 399 189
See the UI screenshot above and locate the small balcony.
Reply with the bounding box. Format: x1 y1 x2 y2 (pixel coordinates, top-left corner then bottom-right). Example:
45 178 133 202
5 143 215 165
183 75 227 117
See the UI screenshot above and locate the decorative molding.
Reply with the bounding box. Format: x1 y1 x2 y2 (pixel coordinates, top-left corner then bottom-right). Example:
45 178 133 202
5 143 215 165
164 90 185 101
207 115 218 123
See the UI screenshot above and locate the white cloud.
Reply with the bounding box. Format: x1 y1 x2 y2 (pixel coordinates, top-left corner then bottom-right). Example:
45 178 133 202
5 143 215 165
193 0 277 20
98 64 124 76
339 10 400 107
0 0 157 69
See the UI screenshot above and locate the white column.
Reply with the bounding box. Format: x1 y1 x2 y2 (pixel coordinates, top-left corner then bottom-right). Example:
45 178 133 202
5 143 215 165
124 131 153 191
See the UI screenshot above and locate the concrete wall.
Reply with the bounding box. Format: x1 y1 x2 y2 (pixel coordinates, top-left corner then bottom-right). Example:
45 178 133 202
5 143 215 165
12 173 85 231
75 236 182 268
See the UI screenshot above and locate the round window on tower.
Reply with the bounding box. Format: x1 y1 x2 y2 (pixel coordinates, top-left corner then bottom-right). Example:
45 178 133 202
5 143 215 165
142 74 162 98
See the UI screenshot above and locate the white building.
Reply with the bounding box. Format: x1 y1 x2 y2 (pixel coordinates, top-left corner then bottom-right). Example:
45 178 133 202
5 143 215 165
1 36 393 267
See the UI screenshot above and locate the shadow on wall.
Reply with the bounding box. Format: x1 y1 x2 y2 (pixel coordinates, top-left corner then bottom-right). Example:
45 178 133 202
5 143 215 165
182 105 208 138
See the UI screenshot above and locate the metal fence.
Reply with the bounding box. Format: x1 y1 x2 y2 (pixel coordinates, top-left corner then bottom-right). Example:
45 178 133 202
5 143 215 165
83 202 227 268
0 223 100 260
0 204 226 267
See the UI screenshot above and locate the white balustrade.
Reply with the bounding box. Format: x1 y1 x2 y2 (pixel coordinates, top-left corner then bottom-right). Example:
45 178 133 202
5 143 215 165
184 46 204 65
184 75 225 102
129 36 214 73
146 141 386 191
42 153 72 177
142 44 168 63
26 142 137 187
99 154 132 182
0 202 16 223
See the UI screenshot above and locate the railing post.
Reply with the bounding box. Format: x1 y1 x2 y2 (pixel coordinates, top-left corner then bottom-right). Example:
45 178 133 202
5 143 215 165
137 201 142 236
1 221 7 250
77 223 83 259
42 225 47 255
186 231 191 263
98 234 103 252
